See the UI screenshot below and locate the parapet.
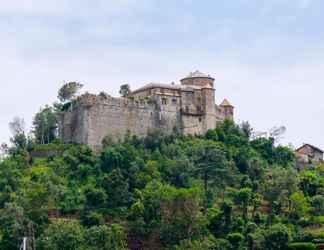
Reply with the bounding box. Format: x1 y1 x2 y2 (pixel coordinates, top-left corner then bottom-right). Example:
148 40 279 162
74 92 155 109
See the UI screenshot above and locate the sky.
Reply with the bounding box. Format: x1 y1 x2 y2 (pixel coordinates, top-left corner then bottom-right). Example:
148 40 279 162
0 0 323 149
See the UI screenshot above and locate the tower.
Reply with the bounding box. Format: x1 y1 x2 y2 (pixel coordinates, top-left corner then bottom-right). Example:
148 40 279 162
220 99 234 120
180 71 216 132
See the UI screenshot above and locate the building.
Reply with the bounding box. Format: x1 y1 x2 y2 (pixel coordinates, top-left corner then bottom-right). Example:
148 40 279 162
58 71 234 150
296 144 324 163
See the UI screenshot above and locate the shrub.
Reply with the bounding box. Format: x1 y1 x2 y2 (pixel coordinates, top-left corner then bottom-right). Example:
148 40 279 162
288 242 316 250
227 232 244 249
264 224 291 250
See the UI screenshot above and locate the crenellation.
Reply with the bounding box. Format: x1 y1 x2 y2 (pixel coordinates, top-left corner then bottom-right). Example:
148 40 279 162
58 71 234 149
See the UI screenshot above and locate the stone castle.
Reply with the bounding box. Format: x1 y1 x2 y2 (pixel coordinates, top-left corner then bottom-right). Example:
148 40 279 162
58 71 234 150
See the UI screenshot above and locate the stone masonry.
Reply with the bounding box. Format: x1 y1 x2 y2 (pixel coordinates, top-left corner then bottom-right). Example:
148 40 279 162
58 71 234 150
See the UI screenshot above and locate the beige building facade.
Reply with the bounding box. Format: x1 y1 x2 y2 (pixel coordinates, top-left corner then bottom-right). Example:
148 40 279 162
58 71 234 150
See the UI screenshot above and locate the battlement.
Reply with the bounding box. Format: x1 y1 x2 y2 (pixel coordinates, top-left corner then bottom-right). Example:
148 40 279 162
58 71 234 149
76 92 155 110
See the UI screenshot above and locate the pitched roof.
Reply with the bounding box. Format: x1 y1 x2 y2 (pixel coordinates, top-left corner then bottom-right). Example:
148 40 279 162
296 144 324 154
131 83 180 94
220 99 233 107
131 82 205 94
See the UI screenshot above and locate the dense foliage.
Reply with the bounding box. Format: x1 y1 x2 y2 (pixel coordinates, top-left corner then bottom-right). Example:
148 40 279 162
0 119 323 249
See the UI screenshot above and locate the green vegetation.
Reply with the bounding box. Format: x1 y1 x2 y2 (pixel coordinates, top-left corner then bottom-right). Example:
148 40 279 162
0 118 323 249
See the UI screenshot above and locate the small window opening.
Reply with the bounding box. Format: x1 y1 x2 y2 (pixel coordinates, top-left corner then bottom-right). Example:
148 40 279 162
162 98 168 105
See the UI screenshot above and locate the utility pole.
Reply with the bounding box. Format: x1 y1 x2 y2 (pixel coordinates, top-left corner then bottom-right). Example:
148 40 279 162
20 237 27 250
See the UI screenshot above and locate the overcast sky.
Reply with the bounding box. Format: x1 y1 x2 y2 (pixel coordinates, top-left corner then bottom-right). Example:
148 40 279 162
0 0 323 149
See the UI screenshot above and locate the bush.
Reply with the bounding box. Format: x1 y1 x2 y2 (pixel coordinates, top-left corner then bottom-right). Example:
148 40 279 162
288 242 316 250
227 232 244 249
264 224 291 250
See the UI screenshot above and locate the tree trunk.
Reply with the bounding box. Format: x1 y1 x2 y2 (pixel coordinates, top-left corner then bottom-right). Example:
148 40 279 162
204 173 208 213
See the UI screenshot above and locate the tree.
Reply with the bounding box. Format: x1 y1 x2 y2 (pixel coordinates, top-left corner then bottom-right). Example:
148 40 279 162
86 224 127 250
311 195 324 216
191 141 228 211
119 84 131 97
9 117 27 149
240 121 253 139
299 170 321 197
290 192 310 218
263 224 290 250
9 117 25 136
235 188 252 222
33 106 57 144
83 186 107 210
0 203 33 250
175 236 224 250
39 220 84 250
227 232 244 250
58 81 83 103
103 169 131 209
262 167 298 223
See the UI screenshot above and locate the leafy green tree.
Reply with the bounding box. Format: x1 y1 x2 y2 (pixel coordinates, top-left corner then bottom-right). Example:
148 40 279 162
311 195 324 216
39 220 84 250
0 203 30 250
262 167 298 223
100 144 137 175
33 105 57 144
191 141 228 211
8 117 28 151
175 235 223 250
86 224 127 250
83 186 107 210
263 224 290 250
159 187 202 246
119 84 131 97
0 159 22 206
103 168 132 209
227 232 244 250
299 170 321 197
235 188 252 222
58 81 83 103
290 192 310 218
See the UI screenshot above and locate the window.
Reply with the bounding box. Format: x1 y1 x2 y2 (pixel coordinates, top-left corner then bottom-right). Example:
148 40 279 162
197 106 202 112
172 98 177 104
162 98 168 105
185 106 189 113
199 117 202 122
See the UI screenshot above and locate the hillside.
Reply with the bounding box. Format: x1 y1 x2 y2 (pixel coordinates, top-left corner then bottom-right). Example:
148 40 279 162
0 119 323 250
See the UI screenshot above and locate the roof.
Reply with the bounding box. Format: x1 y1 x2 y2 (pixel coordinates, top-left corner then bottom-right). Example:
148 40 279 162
220 99 233 107
182 70 214 80
131 82 204 94
296 144 324 154
131 83 180 94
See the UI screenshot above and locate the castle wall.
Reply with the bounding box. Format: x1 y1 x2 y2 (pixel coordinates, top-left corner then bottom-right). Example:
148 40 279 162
59 73 234 149
58 106 89 144
59 94 182 150
86 100 156 150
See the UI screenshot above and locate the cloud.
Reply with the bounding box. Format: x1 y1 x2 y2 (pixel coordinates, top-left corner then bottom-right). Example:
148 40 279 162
0 0 323 150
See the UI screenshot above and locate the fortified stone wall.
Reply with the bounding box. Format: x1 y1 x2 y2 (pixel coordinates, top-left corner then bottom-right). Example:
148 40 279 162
59 92 182 150
58 71 234 150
